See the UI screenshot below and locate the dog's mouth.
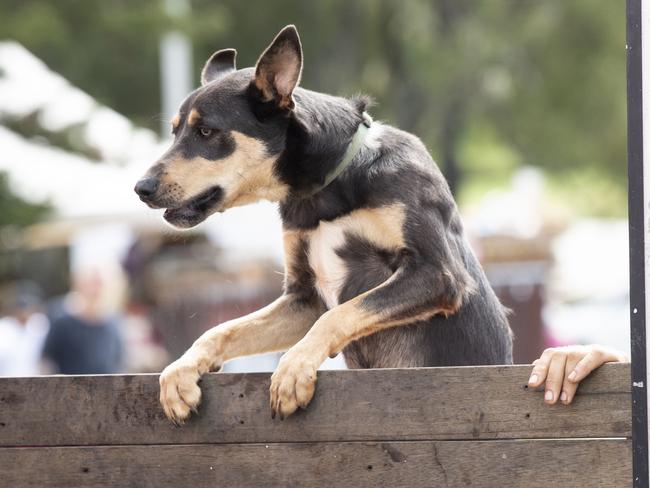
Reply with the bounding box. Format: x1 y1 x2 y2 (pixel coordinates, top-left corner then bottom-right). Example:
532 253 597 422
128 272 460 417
163 185 224 229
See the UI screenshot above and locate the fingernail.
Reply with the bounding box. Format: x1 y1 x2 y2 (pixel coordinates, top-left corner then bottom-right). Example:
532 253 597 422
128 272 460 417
568 371 577 382
544 390 554 402
528 374 538 385
560 391 567 403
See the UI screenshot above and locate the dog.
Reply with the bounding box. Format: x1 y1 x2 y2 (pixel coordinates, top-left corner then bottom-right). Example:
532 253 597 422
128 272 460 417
135 25 513 423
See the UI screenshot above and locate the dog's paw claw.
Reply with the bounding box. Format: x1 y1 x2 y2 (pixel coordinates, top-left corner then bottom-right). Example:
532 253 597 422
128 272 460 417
269 352 317 420
159 358 203 425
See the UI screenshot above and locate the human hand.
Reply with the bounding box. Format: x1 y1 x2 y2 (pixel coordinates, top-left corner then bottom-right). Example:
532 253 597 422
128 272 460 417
528 345 628 405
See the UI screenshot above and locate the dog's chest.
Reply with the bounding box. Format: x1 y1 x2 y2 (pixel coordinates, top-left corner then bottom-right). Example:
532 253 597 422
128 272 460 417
307 221 348 309
304 204 407 310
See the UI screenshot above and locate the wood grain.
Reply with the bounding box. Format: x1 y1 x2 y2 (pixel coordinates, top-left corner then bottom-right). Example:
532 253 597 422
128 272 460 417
0 363 630 446
0 439 631 488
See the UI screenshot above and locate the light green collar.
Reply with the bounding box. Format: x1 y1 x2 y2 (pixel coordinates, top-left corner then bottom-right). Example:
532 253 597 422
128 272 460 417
307 112 372 196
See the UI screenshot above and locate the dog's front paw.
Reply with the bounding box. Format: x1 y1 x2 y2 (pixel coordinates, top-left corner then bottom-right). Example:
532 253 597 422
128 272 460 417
269 347 319 419
159 357 203 425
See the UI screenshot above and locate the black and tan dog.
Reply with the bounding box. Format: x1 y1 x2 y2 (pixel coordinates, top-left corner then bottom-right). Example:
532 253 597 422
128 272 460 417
135 25 512 423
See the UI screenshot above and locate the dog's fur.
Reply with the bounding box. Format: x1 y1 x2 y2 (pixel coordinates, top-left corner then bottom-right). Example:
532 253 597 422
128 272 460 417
135 25 513 422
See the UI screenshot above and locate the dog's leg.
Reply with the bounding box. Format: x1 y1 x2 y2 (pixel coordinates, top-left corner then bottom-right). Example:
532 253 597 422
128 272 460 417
160 230 319 424
159 294 322 424
269 223 476 418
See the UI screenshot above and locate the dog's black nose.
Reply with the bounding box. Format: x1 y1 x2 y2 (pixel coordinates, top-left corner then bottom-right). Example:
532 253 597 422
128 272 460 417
134 178 158 199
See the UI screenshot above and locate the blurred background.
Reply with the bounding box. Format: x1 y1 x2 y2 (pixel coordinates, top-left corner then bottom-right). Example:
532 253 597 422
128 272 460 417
0 0 628 376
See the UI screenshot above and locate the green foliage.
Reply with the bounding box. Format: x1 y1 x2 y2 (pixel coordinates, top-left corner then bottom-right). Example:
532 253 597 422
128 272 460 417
0 172 51 227
0 0 627 216
0 0 168 127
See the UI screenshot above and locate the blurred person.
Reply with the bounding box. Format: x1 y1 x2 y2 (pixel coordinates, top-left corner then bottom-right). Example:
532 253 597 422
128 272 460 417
0 281 49 377
528 344 628 405
42 266 124 374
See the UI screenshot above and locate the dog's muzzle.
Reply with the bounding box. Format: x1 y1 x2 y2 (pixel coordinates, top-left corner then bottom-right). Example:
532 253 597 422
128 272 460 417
162 185 225 229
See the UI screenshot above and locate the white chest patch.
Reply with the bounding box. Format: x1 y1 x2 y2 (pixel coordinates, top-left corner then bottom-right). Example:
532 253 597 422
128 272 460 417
303 204 407 310
307 220 349 309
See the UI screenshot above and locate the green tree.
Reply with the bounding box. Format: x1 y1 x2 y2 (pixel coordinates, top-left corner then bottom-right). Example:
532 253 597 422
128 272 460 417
0 172 51 227
0 0 628 216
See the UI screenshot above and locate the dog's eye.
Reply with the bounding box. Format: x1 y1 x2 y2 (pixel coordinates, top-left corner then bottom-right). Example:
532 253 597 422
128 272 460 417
198 127 213 138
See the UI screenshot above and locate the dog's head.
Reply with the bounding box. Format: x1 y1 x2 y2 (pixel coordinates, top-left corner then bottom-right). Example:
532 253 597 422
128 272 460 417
135 25 303 228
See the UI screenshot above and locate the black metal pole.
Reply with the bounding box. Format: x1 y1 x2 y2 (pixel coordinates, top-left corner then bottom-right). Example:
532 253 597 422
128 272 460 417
626 0 648 485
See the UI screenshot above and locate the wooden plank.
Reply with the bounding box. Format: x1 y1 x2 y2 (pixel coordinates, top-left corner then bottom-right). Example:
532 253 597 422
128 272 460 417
0 439 631 488
0 363 630 446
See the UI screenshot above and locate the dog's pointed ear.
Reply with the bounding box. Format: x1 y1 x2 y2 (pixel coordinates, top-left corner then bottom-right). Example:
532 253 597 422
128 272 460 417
201 48 237 85
253 25 303 110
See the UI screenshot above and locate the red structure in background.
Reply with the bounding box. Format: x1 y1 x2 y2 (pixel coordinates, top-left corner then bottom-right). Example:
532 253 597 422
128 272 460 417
479 234 552 364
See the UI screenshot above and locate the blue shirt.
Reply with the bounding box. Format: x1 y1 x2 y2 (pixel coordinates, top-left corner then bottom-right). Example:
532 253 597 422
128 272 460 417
42 313 122 374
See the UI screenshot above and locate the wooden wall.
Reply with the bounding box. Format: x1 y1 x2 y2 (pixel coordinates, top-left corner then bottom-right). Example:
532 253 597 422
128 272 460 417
0 363 631 487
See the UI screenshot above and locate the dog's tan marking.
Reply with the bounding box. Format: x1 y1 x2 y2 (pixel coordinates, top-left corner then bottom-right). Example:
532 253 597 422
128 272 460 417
160 131 289 211
187 108 201 126
342 204 407 249
171 113 181 131
320 291 456 355
254 77 272 101
160 293 323 424
306 204 406 309
282 230 304 286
